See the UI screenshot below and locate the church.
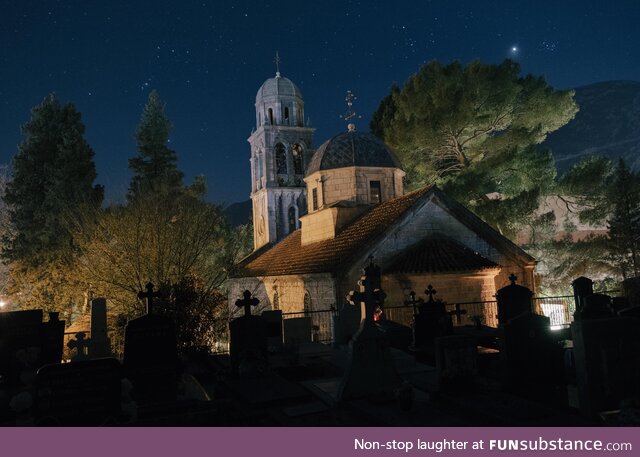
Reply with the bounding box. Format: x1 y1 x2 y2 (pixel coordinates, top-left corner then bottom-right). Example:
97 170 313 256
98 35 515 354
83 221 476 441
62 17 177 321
227 69 537 326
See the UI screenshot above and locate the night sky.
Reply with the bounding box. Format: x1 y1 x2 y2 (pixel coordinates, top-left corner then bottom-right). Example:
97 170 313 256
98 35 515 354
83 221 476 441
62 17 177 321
1 1 640 206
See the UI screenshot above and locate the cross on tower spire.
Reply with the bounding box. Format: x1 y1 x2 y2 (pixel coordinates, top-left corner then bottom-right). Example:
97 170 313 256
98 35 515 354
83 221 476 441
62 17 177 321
340 90 361 131
274 51 281 77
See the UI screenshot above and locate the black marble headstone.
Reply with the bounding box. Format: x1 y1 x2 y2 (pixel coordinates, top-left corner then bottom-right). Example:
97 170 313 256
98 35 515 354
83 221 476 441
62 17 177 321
496 274 533 325
575 293 615 321
0 310 44 387
501 312 562 398
35 358 122 425
123 313 181 403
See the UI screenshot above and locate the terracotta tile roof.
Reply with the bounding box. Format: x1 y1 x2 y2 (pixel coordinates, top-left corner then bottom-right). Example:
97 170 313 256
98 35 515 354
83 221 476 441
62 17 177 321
233 186 433 277
384 237 500 274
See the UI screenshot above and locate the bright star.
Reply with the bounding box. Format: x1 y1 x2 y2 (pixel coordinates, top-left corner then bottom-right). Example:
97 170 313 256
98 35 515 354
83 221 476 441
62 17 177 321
511 46 518 53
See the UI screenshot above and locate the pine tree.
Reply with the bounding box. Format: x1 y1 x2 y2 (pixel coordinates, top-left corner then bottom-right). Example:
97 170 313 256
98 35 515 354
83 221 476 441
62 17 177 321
370 59 577 237
607 159 640 278
128 90 183 200
3 93 103 265
2 94 103 312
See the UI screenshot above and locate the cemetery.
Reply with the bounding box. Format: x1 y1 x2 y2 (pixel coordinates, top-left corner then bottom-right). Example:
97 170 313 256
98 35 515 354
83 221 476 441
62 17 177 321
1 264 639 426
1 39 639 431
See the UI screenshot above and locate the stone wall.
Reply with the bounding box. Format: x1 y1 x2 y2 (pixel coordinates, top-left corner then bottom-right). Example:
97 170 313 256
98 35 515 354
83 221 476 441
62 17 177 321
382 271 500 326
304 166 404 212
227 273 336 320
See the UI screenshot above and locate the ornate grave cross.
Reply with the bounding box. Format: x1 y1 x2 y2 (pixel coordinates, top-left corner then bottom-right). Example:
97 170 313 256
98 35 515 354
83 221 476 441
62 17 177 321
447 304 467 325
67 332 90 361
425 285 437 303
235 290 260 317
405 290 419 315
509 273 518 285
138 282 161 315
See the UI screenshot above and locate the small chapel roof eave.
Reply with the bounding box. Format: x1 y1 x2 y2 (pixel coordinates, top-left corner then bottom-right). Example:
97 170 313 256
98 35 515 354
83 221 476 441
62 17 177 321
382 236 502 276
229 185 536 279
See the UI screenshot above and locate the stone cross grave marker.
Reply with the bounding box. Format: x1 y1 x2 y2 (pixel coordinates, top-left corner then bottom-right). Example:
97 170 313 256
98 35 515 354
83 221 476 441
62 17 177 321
338 258 400 401
35 357 122 425
229 290 268 377
412 285 450 350
67 332 91 362
496 273 533 325
90 297 111 358
123 282 181 404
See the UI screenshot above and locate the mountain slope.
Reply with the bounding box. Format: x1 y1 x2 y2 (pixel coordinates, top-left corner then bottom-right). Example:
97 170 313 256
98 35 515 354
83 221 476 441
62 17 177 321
544 80 640 172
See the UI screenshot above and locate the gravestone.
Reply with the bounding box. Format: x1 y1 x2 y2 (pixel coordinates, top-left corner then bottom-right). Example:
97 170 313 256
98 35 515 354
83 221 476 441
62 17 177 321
411 286 451 350
622 276 640 307
571 316 640 418
572 276 594 317
338 259 400 401
90 298 111 358
332 298 361 347
500 312 562 399
0 310 45 388
283 317 312 346
35 358 122 425
575 293 615 321
123 282 181 404
435 335 478 390
40 312 65 366
261 309 283 352
229 290 268 377
496 273 533 325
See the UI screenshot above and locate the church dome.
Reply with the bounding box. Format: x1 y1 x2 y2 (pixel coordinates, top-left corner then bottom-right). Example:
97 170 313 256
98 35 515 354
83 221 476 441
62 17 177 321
307 130 402 175
256 75 303 103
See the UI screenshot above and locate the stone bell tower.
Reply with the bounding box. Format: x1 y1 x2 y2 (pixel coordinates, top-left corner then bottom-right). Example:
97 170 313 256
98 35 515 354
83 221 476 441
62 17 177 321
248 55 315 250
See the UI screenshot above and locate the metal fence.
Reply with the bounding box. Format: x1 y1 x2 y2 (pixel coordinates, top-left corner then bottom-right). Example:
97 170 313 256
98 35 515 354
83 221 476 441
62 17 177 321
282 308 337 343
65 290 617 356
534 295 575 329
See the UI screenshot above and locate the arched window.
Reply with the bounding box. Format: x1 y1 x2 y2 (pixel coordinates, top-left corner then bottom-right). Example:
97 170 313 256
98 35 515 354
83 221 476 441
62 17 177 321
292 143 304 175
273 290 279 310
303 291 311 316
288 206 297 233
296 106 303 127
275 143 287 175
268 108 274 125
284 106 290 125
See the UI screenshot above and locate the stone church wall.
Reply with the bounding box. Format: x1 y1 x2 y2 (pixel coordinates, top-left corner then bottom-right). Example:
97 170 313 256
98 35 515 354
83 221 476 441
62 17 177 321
338 194 536 309
227 273 336 320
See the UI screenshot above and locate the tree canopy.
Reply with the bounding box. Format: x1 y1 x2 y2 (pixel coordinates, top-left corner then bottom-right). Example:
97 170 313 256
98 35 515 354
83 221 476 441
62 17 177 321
371 59 578 237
